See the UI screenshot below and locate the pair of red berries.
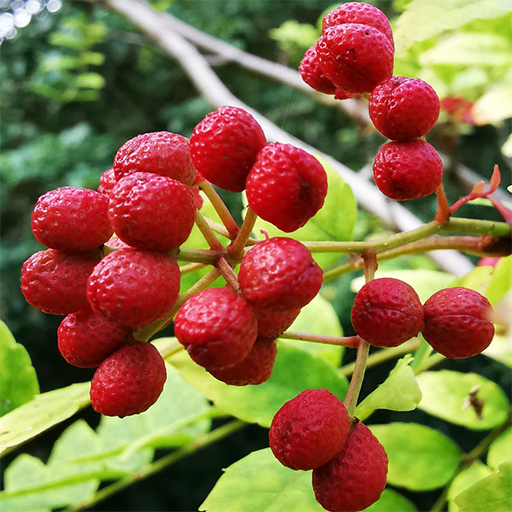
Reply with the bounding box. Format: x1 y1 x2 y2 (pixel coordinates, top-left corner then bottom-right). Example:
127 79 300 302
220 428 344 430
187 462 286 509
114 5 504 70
299 2 443 203
351 278 495 359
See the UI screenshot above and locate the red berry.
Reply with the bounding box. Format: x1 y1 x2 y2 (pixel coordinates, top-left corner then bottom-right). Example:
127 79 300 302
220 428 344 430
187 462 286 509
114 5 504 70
312 422 388 512
87 248 180 329
253 306 300 339
31 187 113 253
192 186 203 210
58 308 131 367
317 24 394 94
334 89 357 100
190 106 267 192
322 2 394 49
108 172 196 251
351 278 424 347
422 287 495 359
90 342 167 417
373 140 443 200
369 77 440 140
97 168 116 196
477 257 501 267
269 389 350 471
239 238 323 312
174 287 258 370
245 143 327 232
21 249 100 315
299 45 337 95
208 337 277 386
114 132 196 186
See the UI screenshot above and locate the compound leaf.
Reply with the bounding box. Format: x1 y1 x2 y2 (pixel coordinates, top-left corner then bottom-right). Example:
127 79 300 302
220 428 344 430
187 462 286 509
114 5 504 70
447 462 494 512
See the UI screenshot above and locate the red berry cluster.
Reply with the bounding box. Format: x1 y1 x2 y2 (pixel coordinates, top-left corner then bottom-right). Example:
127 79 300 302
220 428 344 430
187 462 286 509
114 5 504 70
351 278 494 358
269 389 388 512
299 2 443 202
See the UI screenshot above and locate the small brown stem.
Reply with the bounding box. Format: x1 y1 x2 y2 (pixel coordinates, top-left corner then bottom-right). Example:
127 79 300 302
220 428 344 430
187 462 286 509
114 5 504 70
279 331 361 348
198 180 240 238
215 256 240 292
195 210 224 250
229 206 258 260
434 183 451 224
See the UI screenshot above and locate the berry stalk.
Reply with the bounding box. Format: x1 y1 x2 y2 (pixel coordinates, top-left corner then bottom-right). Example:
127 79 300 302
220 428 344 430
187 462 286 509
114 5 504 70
229 206 258 260
279 331 361 347
215 256 240 292
195 210 224 250
434 183 451 224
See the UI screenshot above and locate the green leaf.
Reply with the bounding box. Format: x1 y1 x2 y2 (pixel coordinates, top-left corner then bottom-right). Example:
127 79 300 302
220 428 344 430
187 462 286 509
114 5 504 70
394 0 512 54
0 320 39 416
269 21 319 59
454 461 512 511
96 362 211 468
355 355 422 422
473 71 512 124
447 461 494 512
170 344 348 428
201 448 323 512
75 72 105 90
0 454 98 511
419 34 512 67
370 423 463 490
0 382 90 458
483 334 512 367
351 269 454 303
49 32 85 51
485 255 512 306
281 294 344 366
364 489 418 512
416 371 510 430
488 428 512 469
410 334 433 373
450 266 493 291
251 156 357 268
80 51 105 66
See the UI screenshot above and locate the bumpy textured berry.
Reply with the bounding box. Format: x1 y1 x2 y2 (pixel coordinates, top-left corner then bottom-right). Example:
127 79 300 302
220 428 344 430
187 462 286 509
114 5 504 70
369 77 440 140
21 249 100 315
299 45 337 95
174 287 258 370
97 168 116 196
322 2 394 48
208 337 277 386
108 172 196 251
317 24 394 94
253 306 301 339
422 287 495 359
269 389 350 471
87 248 180 329
239 238 323 311
246 143 327 232
334 89 357 100
373 140 443 200
58 308 130 367
190 106 266 192
312 422 388 512
351 278 424 347
114 132 196 186
32 187 113 253
90 342 167 417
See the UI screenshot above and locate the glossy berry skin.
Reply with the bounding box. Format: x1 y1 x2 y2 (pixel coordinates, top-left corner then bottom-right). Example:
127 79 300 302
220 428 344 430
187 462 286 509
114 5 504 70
422 287 495 359
58 308 130 368
21 249 100 315
269 389 350 471
87 248 180 329
90 342 167 417
317 24 394 94
174 287 258 370
32 187 113 253
369 77 440 140
190 106 266 192
299 45 337 95
322 2 394 49
373 140 443 201
312 423 388 512
97 168 116 196
239 238 323 312
208 337 277 386
351 278 424 347
253 306 301 339
246 143 327 232
108 172 196 251
114 132 196 186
